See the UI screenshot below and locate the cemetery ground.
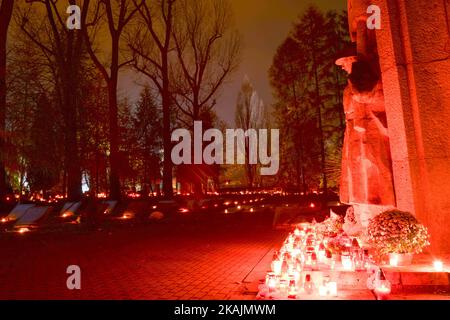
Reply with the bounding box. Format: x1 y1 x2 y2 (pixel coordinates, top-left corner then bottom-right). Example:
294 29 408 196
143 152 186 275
0 204 449 300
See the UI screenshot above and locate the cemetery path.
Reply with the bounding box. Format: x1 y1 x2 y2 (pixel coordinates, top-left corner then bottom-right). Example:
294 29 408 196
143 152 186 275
0 214 285 299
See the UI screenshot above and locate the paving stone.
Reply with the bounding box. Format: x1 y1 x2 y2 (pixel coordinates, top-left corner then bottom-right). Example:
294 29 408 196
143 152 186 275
0 219 285 300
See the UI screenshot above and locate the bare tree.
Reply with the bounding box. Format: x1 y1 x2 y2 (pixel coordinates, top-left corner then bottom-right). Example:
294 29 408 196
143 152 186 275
128 0 176 199
20 0 89 201
0 0 14 198
82 0 140 200
172 0 240 124
235 76 266 187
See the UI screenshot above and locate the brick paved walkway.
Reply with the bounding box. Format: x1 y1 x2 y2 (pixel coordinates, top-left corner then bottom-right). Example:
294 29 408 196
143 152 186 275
0 214 286 299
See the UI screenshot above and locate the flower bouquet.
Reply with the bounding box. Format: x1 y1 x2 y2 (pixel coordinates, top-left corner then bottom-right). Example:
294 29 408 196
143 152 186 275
318 210 344 237
367 209 430 261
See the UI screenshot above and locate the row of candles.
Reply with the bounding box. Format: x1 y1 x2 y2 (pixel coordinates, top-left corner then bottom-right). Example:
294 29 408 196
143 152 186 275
260 222 393 300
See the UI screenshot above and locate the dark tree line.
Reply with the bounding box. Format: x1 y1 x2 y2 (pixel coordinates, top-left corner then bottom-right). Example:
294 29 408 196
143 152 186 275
0 0 14 198
0 0 240 201
1 2 350 200
269 6 350 194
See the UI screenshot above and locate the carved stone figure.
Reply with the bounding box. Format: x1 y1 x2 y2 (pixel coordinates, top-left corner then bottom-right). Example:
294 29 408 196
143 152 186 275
336 0 398 230
337 56 396 228
338 58 395 205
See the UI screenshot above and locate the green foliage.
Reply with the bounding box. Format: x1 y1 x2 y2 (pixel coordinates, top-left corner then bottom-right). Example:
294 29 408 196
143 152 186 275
269 6 350 191
26 95 61 192
124 86 163 192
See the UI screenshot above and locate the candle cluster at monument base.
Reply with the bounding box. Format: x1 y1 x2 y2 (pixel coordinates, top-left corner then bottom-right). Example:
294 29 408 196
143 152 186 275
257 217 390 300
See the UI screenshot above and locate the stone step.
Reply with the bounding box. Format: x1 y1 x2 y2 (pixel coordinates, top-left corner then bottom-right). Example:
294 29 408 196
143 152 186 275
383 269 450 294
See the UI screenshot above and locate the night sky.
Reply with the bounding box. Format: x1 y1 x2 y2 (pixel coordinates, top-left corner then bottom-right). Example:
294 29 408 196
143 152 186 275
119 0 347 127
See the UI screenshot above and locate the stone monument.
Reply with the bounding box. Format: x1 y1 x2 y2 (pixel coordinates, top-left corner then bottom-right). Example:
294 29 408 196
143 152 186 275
338 0 396 232
341 0 450 253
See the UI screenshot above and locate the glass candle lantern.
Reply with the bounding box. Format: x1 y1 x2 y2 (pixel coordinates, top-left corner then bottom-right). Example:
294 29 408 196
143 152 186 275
318 285 328 296
272 259 282 275
341 254 353 271
311 252 318 269
318 243 326 262
434 260 444 272
303 274 314 295
279 279 288 294
389 254 399 267
272 250 280 261
288 279 297 298
374 280 391 300
266 272 277 292
319 275 331 296
328 282 338 297
293 270 301 284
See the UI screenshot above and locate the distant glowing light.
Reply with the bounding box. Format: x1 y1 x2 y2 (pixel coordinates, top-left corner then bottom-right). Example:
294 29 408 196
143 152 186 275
434 260 444 272
179 208 189 213
18 227 30 234
389 255 399 267
1 218 7 223
122 213 133 219
309 203 315 208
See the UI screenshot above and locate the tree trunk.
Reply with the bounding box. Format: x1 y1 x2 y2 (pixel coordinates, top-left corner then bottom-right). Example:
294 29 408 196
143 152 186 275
0 0 13 198
63 32 82 201
161 53 173 199
312 56 327 197
108 40 120 200
64 82 82 201
108 75 121 200
107 36 121 200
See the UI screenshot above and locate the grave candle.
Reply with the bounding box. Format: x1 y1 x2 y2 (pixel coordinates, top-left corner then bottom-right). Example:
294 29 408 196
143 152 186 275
434 260 444 272
374 280 391 300
288 279 297 298
319 285 328 296
341 254 353 270
328 282 338 296
267 273 277 292
389 254 399 267
272 260 282 275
